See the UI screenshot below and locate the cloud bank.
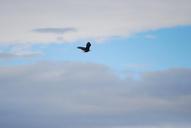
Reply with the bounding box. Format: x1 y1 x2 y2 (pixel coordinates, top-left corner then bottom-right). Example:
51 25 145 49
0 61 191 128
0 0 191 43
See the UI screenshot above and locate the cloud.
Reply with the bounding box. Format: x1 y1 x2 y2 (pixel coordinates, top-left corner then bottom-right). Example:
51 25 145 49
0 0 191 43
0 61 191 128
32 27 77 34
0 44 43 59
0 52 41 59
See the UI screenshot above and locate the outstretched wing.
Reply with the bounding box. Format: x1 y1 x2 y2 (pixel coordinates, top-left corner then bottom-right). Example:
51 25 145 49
77 42 91 52
77 46 86 51
86 42 91 49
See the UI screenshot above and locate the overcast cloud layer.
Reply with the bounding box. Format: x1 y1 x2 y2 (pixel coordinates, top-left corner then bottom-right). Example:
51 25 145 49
0 61 191 128
0 0 191 43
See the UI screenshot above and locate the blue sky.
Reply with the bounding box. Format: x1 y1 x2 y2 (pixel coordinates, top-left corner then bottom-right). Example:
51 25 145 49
1 26 191 72
48 25 191 71
0 0 191 128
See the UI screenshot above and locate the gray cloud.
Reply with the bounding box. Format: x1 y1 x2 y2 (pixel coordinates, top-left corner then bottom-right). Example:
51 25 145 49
0 52 19 59
0 0 191 43
0 51 42 60
0 62 191 128
0 51 42 59
32 27 77 34
0 44 43 60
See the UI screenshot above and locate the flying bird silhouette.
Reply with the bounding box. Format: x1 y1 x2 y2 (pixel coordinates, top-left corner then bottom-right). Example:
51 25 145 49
77 42 91 52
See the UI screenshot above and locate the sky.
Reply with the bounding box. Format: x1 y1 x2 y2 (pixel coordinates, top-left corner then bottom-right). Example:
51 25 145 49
0 0 191 128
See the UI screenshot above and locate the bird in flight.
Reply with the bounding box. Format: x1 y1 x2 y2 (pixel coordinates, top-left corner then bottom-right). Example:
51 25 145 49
77 42 91 52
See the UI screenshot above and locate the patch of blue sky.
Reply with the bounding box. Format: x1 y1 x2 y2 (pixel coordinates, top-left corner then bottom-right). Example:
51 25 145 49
132 25 191 70
40 26 191 71
0 26 191 72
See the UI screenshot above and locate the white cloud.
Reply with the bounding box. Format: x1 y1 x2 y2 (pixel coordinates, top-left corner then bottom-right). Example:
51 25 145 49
0 0 191 43
0 51 41 59
0 44 43 59
0 61 191 128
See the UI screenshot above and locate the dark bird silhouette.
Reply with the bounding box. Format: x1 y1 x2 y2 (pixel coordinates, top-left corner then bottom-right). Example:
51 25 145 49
77 42 91 52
